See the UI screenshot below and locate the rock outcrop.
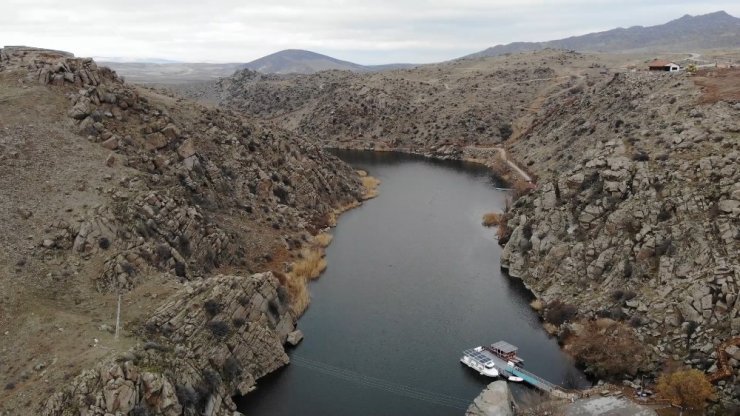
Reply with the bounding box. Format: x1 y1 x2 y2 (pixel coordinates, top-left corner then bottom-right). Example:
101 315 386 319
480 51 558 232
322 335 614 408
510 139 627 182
465 381 515 416
44 273 292 416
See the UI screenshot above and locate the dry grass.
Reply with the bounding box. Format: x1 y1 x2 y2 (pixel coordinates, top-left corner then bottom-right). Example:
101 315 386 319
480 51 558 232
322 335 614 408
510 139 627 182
530 299 545 311
327 200 361 227
313 233 333 248
285 274 310 316
543 323 559 335
291 248 327 281
482 212 503 227
358 170 381 200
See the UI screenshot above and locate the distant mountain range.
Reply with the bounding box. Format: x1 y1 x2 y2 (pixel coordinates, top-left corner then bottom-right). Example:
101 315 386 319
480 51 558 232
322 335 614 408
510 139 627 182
242 49 416 74
102 11 739 82
465 11 740 59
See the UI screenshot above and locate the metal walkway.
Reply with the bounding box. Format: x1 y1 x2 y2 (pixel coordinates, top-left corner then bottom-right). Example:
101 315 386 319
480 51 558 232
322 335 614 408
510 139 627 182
463 348 578 399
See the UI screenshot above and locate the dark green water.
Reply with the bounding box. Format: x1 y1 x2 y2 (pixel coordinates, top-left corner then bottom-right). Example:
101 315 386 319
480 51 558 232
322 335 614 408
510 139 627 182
237 150 587 415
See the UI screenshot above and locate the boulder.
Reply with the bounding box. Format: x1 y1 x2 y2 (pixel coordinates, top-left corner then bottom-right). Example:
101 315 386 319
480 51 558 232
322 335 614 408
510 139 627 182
101 136 119 150
718 199 739 213
177 139 196 159
68 98 91 120
286 330 304 346
145 132 171 151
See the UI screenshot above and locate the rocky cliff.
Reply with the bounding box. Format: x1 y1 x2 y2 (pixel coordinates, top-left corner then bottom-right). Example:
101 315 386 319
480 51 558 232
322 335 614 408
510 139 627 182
501 70 740 406
0 46 362 415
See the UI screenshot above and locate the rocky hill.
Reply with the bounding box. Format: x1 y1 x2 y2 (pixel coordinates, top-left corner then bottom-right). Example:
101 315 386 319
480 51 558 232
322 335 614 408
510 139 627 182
500 69 740 405
205 50 603 158
466 11 740 58
242 49 364 74
242 49 415 75
0 46 362 415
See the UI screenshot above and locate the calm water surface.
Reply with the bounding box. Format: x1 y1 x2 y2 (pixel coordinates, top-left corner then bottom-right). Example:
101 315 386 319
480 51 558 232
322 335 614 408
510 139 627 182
237 150 587 415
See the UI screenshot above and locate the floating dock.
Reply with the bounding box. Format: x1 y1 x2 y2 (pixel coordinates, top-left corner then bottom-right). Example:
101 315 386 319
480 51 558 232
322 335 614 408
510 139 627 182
462 342 578 399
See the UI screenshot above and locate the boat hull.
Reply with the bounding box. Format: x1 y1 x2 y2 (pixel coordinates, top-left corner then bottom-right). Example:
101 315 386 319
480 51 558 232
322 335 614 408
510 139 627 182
460 356 499 378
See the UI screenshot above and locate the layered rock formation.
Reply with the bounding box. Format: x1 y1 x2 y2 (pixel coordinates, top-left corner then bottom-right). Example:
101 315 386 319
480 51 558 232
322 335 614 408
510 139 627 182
501 71 739 405
0 47 361 415
43 273 291 416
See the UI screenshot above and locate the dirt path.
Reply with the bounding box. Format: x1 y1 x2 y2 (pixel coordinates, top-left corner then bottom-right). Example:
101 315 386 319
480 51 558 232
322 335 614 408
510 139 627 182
496 147 533 183
466 145 533 184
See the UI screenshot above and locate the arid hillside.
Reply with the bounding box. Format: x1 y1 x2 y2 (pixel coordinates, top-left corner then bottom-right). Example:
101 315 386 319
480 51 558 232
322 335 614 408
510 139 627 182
500 67 740 405
184 50 612 158
0 46 362 415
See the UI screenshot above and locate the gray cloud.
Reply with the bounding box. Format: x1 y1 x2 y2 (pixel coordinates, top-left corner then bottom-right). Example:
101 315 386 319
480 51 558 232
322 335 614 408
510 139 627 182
1 0 738 64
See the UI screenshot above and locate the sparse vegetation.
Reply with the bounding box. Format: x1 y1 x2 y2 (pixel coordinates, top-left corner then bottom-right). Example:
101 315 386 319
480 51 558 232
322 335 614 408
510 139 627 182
203 299 222 317
207 321 230 339
544 300 578 326
222 356 242 382
98 237 111 250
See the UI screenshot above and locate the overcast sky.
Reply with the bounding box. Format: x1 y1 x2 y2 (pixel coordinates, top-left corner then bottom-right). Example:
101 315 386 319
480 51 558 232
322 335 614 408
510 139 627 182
1 0 738 64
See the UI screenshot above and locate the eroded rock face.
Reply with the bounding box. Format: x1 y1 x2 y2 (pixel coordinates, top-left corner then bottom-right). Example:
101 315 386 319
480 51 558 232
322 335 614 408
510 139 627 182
501 71 739 404
43 273 292 416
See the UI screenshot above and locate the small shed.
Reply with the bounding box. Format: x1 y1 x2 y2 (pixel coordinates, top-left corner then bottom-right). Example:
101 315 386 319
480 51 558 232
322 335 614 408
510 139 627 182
489 341 518 359
648 60 680 72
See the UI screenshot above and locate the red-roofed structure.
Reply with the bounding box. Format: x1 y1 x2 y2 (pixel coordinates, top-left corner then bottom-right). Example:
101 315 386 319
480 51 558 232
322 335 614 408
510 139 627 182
648 60 680 72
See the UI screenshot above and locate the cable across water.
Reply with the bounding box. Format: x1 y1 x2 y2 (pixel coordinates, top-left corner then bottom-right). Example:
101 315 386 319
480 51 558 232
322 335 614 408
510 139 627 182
291 355 471 410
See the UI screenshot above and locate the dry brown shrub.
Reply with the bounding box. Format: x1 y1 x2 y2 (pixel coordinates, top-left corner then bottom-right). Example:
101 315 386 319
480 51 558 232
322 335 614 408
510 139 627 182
656 369 714 409
512 180 535 200
497 220 512 244
566 319 648 379
530 299 545 311
482 212 503 227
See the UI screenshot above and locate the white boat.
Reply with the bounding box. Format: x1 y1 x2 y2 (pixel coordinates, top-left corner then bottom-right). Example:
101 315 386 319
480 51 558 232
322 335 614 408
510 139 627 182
507 376 524 382
461 347 500 377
